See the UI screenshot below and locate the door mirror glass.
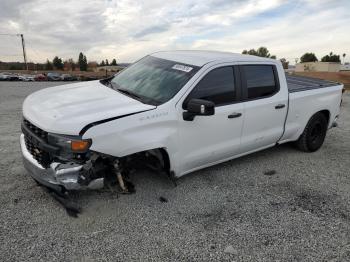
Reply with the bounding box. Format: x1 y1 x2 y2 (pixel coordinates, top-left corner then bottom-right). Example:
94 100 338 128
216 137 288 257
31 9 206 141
183 98 215 121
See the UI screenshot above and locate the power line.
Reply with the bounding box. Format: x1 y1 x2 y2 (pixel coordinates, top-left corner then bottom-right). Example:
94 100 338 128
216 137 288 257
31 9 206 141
0 54 23 57
25 38 43 61
0 33 20 36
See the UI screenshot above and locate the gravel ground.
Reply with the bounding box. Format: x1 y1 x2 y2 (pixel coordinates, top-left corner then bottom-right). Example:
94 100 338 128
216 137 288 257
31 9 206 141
0 81 349 261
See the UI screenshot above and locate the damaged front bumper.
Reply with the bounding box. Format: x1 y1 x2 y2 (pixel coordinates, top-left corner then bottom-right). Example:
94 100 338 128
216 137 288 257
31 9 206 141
20 134 104 192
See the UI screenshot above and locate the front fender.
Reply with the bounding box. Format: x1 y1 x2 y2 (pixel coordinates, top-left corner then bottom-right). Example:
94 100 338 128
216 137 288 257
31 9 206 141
82 109 179 171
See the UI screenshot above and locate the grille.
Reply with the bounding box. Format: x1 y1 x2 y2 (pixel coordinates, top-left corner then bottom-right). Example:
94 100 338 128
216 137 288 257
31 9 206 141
23 119 48 141
23 119 51 168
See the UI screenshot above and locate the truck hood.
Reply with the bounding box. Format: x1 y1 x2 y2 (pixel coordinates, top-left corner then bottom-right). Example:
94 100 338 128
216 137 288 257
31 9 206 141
23 81 156 135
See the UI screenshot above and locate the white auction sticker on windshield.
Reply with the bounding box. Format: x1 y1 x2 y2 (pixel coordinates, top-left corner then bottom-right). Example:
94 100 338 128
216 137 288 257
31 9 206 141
172 64 193 73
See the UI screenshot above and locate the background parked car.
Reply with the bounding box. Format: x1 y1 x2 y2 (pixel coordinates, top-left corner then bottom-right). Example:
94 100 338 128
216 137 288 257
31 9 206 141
78 75 98 81
0 73 19 81
34 74 47 81
19 75 35 81
60 74 78 81
18 75 26 81
0 73 8 81
47 72 62 81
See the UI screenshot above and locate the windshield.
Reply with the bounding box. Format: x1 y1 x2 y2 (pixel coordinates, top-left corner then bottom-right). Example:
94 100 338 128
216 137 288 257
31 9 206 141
110 56 200 105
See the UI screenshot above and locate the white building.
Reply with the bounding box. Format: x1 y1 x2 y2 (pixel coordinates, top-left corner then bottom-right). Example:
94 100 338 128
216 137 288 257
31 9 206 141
295 62 341 72
340 63 350 71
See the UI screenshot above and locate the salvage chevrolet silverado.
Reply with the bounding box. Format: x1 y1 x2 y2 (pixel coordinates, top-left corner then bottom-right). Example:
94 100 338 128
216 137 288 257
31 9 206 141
20 51 343 193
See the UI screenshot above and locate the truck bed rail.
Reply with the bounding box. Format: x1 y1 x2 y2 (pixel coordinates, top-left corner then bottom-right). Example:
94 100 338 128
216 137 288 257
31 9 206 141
286 74 340 93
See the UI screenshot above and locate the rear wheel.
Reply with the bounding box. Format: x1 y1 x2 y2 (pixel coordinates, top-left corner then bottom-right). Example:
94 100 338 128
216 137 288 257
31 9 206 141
296 113 328 152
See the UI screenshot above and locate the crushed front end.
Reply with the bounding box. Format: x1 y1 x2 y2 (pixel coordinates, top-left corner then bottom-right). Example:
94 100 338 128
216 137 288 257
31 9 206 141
20 118 120 193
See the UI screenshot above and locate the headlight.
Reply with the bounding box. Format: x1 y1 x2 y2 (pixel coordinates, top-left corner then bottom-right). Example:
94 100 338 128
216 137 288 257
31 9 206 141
48 133 92 153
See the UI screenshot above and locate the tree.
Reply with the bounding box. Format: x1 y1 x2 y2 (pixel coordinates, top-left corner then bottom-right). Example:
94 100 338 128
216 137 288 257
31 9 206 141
300 53 318 63
68 58 76 71
256 47 270 58
64 58 76 71
105 59 109 66
280 58 289 69
321 52 340 63
83 55 87 71
78 52 88 71
52 56 64 70
87 61 98 70
35 63 45 70
100 60 105 66
343 53 346 64
242 47 276 59
45 59 53 70
242 49 257 56
111 58 117 65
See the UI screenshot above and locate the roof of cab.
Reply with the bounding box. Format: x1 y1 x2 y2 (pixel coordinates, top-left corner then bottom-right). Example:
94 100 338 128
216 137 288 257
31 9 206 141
150 50 276 67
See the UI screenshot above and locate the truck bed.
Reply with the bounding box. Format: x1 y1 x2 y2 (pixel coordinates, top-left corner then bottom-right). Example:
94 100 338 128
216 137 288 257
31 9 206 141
286 74 340 93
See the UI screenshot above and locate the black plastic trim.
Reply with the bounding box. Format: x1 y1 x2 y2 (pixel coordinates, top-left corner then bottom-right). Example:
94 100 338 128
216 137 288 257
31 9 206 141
228 112 242 118
233 65 243 102
275 104 286 109
79 109 155 136
21 123 60 154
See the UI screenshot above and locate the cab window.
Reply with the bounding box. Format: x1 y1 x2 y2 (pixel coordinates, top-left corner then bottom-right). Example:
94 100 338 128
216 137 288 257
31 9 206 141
241 65 278 99
184 66 235 108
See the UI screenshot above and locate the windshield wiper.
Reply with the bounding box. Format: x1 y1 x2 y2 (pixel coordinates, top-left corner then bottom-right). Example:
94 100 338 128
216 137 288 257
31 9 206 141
100 77 114 88
106 81 160 106
116 87 142 100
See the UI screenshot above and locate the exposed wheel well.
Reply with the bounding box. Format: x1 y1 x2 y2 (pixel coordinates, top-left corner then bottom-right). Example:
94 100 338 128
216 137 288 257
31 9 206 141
295 110 330 143
318 110 330 126
158 148 171 172
120 148 171 174
295 110 329 152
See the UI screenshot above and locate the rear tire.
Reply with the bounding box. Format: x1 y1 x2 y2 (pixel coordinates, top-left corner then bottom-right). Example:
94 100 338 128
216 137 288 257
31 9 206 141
296 113 328 152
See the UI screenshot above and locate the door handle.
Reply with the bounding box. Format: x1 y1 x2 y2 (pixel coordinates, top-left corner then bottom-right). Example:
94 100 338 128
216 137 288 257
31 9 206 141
228 112 242 119
275 104 285 109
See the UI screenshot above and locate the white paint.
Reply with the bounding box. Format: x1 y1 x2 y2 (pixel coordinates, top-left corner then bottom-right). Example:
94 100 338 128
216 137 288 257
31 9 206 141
22 51 343 178
172 64 193 72
22 80 155 135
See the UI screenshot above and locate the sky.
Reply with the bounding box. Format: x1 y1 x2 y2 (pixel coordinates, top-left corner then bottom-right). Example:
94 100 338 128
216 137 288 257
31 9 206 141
0 0 349 64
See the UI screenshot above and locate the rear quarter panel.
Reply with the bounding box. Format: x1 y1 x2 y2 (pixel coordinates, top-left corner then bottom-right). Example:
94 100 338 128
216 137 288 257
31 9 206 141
280 84 343 143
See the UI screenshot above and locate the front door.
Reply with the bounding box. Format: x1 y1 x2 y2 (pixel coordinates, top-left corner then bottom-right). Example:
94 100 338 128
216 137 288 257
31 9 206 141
176 66 244 175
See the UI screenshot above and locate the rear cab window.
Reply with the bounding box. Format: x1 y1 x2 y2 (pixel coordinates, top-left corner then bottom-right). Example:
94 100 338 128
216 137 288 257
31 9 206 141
240 65 279 100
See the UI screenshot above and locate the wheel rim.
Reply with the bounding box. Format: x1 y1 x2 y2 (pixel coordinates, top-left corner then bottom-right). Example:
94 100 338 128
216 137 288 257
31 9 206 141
310 122 323 143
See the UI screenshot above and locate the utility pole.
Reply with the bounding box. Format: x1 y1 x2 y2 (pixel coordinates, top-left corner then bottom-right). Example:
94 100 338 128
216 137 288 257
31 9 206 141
19 34 28 71
0 33 28 69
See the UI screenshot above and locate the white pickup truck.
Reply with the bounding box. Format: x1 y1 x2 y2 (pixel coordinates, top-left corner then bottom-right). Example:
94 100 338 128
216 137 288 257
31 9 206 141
20 51 343 193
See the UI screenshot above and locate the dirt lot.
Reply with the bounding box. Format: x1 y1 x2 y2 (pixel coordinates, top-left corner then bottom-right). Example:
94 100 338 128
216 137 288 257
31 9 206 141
0 82 349 261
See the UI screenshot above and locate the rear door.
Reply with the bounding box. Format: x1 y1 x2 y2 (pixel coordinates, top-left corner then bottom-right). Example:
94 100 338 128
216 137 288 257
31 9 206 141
176 65 244 175
239 64 288 153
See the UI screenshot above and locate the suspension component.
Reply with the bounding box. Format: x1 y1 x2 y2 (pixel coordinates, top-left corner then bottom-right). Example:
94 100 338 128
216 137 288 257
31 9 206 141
113 159 128 193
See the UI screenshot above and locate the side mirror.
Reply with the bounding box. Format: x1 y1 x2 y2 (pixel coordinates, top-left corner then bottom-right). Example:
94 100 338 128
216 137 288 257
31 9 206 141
183 98 215 121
